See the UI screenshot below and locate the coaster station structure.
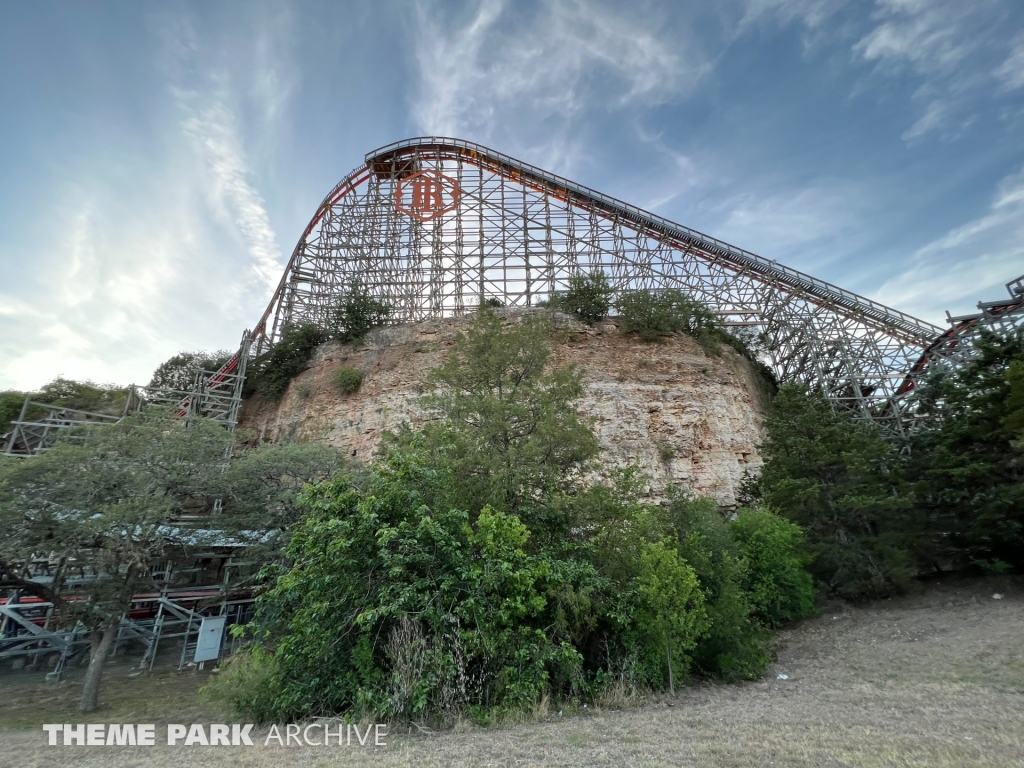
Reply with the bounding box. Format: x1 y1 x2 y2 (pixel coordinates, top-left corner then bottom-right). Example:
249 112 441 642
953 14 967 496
0 334 254 673
0 331 251 458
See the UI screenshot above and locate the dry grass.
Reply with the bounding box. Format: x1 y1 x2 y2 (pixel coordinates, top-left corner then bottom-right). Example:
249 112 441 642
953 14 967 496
2 577 1022 767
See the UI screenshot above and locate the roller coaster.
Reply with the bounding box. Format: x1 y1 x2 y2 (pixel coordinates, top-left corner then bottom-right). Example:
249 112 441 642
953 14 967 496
252 137 1023 432
2 137 1022 671
4 137 1023 458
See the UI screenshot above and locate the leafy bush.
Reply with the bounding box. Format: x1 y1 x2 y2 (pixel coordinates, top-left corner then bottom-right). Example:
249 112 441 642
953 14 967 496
731 507 817 627
666 494 770 681
615 289 718 343
330 281 390 343
550 272 613 324
224 451 607 722
334 367 363 394
245 324 329 401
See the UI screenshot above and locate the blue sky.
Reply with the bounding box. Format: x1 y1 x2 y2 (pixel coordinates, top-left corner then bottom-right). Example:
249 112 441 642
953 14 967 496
2 0 1023 390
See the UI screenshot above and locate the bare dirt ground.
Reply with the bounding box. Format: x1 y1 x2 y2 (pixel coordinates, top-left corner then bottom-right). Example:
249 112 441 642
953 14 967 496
2 576 1022 767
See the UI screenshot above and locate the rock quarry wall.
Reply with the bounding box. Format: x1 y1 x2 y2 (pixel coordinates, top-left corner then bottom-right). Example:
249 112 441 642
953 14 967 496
238 311 771 507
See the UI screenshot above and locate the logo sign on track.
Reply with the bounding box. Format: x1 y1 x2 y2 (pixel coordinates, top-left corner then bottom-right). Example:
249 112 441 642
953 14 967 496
394 169 460 221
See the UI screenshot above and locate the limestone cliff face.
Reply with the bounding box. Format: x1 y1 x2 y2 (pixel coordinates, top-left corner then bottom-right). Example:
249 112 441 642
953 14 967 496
238 311 770 507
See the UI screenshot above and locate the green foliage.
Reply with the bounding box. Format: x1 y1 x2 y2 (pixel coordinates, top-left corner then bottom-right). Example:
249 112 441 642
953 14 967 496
225 450 605 722
245 324 329 401
1004 359 1024 439
631 540 708 688
753 385 914 600
222 310 818 723
220 441 349 575
0 407 229 710
0 407 230 606
330 280 390 343
149 350 233 391
615 289 718 343
334 366 364 394
2 378 131 435
550 272 613 324
731 507 817 627
665 494 771 681
242 283 389 401
907 332 1024 571
0 391 25 434
414 309 599 525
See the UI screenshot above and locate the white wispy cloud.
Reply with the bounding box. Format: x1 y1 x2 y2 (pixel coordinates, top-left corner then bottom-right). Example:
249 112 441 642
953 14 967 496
177 93 283 291
872 166 1024 322
900 98 949 141
741 0 844 29
853 0 1016 141
708 184 866 271
412 0 699 171
162 11 287 294
0 11 293 391
994 36 1024 92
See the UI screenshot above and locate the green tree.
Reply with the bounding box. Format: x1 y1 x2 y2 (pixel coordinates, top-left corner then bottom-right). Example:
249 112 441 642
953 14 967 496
414 309 599 526
330 280 390 343
731 507 817 627
753 385 914 599
219 441 350 575
1005 359 1024 439
245 324 330 400
908 332 1024 571
0 408 229 711
149 350 233 391
551 272 613 324
631 540 708 694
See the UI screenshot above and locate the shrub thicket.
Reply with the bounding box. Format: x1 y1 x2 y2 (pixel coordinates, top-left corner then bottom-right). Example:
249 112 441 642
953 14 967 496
751 385 914 600
245 284 391 401
219 310 818 723
666 494 770 681
245 324 329 401
550 272 613 325
615 289 718 343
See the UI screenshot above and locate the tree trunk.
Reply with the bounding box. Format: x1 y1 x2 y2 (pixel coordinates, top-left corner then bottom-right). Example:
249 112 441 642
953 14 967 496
79 619 118 712
666 638 675 697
